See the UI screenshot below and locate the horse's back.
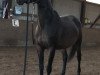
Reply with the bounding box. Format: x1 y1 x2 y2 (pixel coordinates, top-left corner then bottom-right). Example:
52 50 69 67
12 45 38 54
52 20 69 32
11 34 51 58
61 15 82 30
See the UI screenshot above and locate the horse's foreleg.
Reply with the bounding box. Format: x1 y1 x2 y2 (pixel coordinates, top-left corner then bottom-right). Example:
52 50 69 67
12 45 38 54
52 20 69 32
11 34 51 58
61 49 68 75
47 47 55 75
37 47 45 75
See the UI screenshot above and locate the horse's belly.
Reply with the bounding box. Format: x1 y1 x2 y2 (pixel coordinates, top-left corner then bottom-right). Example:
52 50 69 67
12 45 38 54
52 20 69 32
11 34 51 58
56 38 77 49
56 29 79 49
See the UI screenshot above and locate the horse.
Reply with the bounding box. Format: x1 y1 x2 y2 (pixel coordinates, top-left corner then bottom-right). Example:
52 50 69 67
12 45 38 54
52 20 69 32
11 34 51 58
17 0 82 75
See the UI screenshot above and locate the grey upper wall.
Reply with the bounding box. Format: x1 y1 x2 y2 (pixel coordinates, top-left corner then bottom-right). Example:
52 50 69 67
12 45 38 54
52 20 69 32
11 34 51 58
53 0 81 19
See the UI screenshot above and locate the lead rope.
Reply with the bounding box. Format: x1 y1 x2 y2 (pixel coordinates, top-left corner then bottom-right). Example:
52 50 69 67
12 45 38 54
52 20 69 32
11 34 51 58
23 3 29 75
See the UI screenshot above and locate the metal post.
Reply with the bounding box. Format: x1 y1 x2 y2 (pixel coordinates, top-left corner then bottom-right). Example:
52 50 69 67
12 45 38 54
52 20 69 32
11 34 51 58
80 0 86 26
23 3 29 75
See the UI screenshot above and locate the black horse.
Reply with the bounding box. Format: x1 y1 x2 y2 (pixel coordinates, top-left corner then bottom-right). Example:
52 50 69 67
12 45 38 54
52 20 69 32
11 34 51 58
17 0 82 75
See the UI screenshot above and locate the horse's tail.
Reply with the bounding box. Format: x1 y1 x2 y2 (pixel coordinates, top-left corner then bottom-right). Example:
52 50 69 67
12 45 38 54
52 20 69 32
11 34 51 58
68 33 82 62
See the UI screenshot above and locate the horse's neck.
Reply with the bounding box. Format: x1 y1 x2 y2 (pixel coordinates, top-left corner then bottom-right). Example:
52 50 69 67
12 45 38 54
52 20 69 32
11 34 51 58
38 0 52 8
37 0 54 28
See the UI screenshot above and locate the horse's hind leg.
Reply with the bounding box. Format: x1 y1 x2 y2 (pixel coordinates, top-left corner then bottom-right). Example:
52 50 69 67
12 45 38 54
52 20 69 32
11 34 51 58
37 47 45 75
77 45 81 75
77 34 82 75
61 49 68 75
47 47 56 75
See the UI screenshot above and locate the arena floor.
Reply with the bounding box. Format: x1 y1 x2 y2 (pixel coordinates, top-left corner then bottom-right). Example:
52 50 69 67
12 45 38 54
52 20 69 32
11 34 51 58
0 46 100 75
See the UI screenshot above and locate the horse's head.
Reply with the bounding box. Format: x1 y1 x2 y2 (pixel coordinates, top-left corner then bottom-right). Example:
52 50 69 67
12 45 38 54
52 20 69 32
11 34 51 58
16 0 38 5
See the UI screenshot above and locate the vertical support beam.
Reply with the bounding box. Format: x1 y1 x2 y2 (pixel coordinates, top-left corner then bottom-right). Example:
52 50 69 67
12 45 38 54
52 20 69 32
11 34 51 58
80 0 86 26
8 0 12 12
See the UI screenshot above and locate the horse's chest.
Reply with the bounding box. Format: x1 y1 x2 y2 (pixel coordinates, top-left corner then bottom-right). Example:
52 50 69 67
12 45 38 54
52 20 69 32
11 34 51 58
35 30 49 47
34 25 57 47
